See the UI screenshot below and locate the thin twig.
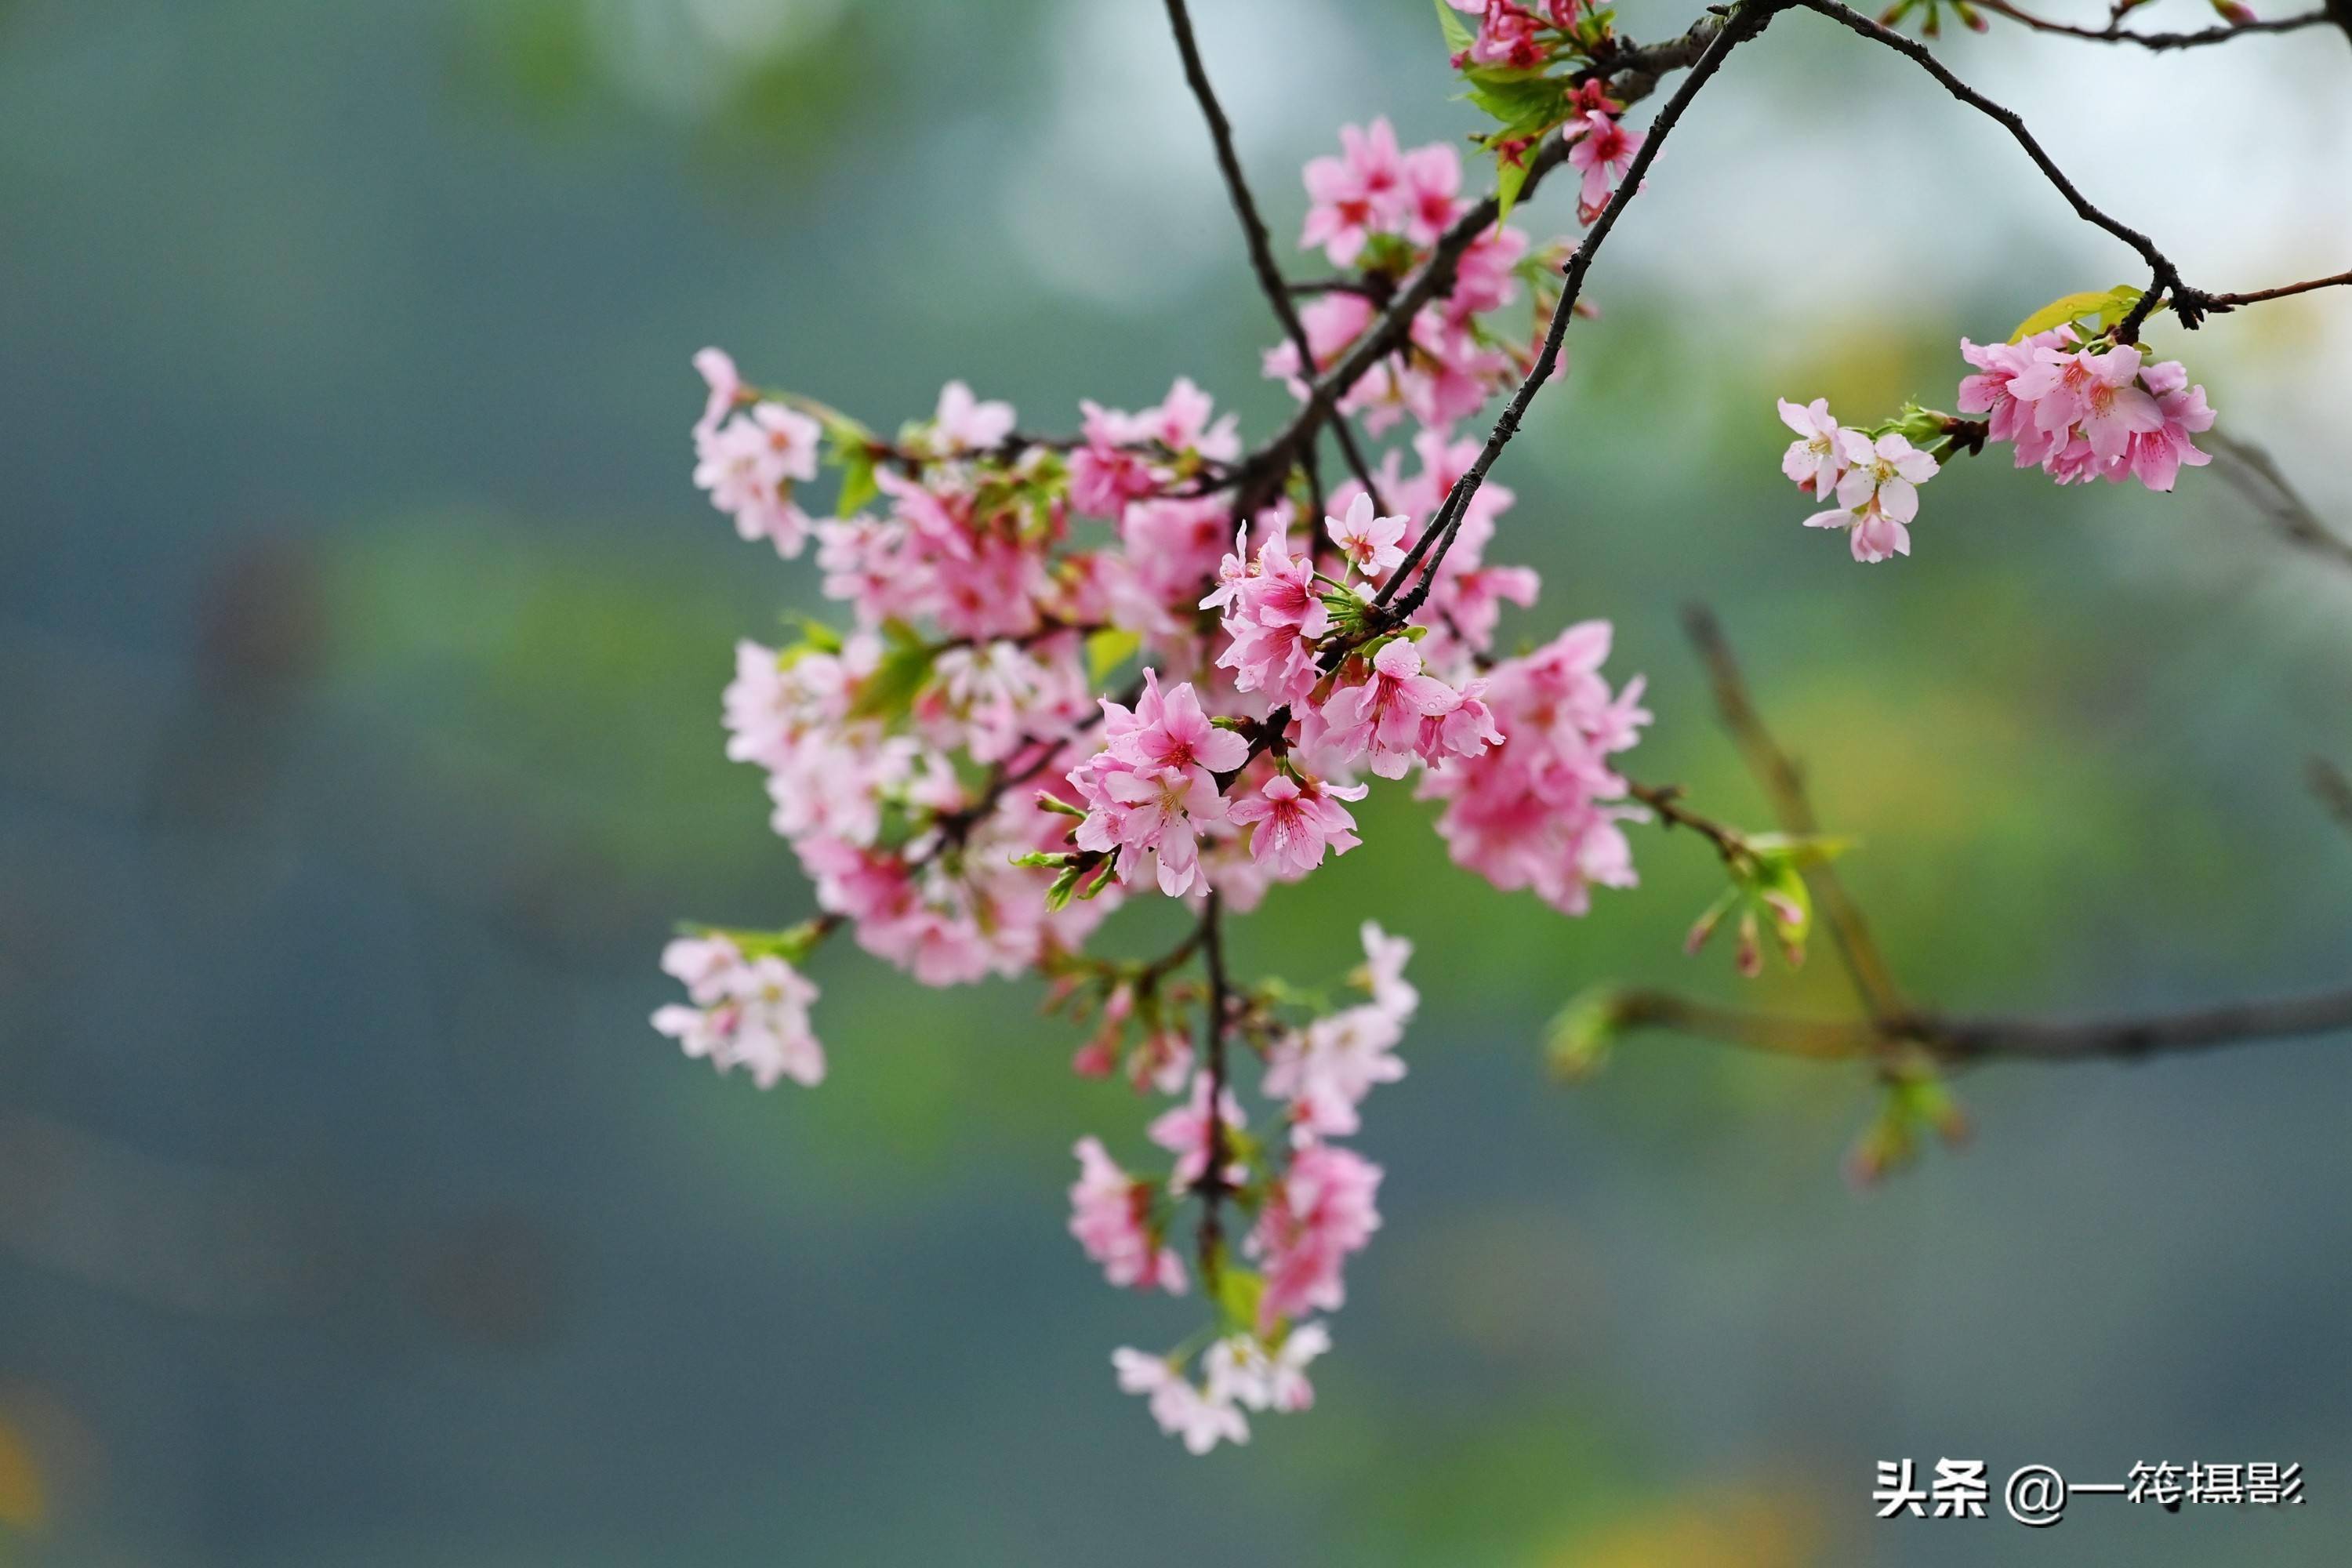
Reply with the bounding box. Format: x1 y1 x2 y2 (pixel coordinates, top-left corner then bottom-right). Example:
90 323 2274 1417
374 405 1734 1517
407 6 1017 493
1681 604 1907 1020
1160 0 1385 513
1377 0 1786 622
1973 0 2332 49
1609 983 2352 1063
2204 429 2352 574
1227 12 1733 514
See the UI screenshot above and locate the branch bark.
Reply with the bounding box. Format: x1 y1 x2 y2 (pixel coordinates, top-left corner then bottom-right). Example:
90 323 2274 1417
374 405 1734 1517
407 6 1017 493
1160 0 1385 512
1609 984 2352 1063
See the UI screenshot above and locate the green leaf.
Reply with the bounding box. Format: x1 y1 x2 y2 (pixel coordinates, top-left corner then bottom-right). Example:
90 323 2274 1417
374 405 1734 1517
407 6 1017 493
1494 154 1530 230
1434 0 1477 54
846 622 938 722
1084 627 1142 685
2007 283 2145 344
834 446 879 517
1216 1265 1265 1334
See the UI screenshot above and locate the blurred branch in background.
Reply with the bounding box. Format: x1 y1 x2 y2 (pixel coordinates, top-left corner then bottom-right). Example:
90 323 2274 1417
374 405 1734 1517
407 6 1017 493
2311 756 2352 842
1566 611 2352 1073
1680 604 1907 1021
2205 429 2352 575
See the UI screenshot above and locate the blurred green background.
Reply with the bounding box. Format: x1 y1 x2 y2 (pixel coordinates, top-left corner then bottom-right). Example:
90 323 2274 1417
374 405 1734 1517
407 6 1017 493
2 1 2348 1563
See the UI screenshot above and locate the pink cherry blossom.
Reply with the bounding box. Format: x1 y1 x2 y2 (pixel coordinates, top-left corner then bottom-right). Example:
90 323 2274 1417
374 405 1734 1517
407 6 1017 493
927 380 1016 454
652 937 826 1089
1316 638 1465 779
1148 1073 1247 1192
1328 492 1409 579
1565 110 1643 222
1777 397 1847 497
1250 1142 1383 1332
1072 1137 1188 1294
1228 773 1368 877
1299 119 1406 266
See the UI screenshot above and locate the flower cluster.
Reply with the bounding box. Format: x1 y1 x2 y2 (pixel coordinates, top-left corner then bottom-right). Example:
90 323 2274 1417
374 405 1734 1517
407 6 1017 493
1958 332 2215 492
650 935 825 1089
1275 121 1544 434
1777 397 1943 564
657 86 1659 1450
1774 327 2218 563
1100 923 1414 1453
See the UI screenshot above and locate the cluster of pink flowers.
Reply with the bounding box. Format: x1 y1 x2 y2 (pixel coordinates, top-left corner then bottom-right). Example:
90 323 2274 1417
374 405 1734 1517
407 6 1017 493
1777 397 1943 564
1276 121 1537 434
1776 332 2218 564
1100 923 1412 1452
1958 332 2215 492
651 935 825 1089
659 96 1659 1450
1445 1 1591 71
691 349 822 558
1420 622 1652 913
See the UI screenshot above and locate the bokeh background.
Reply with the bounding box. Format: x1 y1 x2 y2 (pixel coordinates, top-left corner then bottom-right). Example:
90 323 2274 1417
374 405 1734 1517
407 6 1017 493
3 0 2349 1563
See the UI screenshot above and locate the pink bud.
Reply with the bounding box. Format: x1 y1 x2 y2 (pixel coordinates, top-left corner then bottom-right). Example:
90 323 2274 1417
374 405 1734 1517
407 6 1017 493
1071 1040 1116 1079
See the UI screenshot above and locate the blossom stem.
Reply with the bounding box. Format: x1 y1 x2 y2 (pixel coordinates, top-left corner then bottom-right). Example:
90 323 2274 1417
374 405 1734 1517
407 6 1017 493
1971 0 2334 47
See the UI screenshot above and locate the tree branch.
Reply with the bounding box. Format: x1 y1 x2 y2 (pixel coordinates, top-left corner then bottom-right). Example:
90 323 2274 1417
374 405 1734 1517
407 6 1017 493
2310 756 2352 842
1973 0 2332 49
2203 429 2352 574
1160 0 1385 513
1377 1 1785 619
1192 889 1231 1293
1680 605 1908 1020
1608 983 2352 1063
1227 11 1734 514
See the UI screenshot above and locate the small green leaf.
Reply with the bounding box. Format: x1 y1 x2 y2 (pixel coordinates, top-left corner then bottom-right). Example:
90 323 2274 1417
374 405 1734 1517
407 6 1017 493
1494 152 1530 229
1085 627 1142 685
1216 1265 1265 1334
834 447 879 517
2007 283 2145 344
845 623 938 722
1434 0 1476 53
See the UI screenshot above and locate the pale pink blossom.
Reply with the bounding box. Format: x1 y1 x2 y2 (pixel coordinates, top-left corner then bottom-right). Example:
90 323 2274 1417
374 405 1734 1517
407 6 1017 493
1327 492 1409 579
1777 397 1847 497
1113 1349 1250 1454
1148 1072 1248 1192
1071 1137 1188 1294
652 937 826 1089
927 380 1016 454
1250 1142 1383 1332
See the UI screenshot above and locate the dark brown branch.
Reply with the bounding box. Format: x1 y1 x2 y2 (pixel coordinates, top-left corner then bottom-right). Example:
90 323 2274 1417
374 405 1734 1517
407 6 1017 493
1160 0 1385 513
2203 430 2352 574
1790 0 2194 338
1228 11 1733 514
1609 983 2352 1063
2311 756 2352 841
2201 269 2352 313
1624 778 1750 862
1681 605 1908 1020
1377 1 1784 620
1192 890 1231 1294
1973 0 2332 49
